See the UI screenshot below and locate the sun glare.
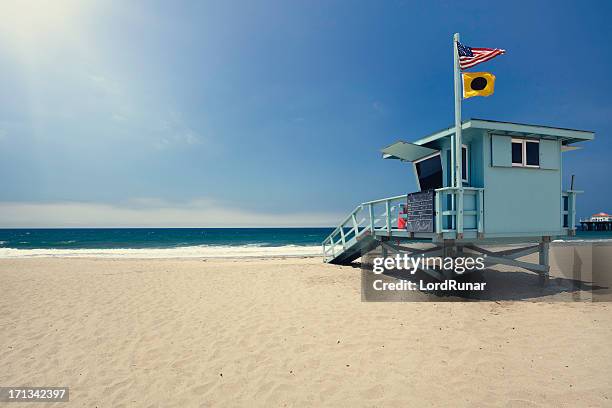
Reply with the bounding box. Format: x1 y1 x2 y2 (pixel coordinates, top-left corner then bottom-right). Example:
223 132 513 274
0 0 82 44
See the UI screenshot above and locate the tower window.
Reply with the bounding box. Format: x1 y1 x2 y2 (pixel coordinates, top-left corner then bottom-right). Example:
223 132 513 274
512 139 539 168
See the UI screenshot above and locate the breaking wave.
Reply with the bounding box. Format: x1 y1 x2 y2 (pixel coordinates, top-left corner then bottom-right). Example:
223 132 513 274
0 244 322 259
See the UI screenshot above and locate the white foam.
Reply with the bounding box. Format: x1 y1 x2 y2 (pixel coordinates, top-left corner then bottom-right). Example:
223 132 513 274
0 245 322 259
552 238 612 243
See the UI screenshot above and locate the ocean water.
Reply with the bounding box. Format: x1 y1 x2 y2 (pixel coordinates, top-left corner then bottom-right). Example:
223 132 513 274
552 230 612 242
0 228 332 258
0 228 609 259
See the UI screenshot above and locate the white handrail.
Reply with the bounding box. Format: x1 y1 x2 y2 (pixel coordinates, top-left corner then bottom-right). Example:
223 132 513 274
323 194 407 260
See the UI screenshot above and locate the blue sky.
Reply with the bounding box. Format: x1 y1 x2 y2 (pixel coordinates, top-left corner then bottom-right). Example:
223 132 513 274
0 0 610 227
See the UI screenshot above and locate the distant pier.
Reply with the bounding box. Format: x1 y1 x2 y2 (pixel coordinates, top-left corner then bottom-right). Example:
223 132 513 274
580 212 612 231
580 220 612 231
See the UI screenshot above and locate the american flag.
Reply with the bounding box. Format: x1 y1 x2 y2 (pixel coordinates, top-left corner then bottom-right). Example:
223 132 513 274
457 41 505 70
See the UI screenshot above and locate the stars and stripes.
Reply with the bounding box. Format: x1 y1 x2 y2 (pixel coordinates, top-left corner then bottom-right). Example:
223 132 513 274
457 41 505 70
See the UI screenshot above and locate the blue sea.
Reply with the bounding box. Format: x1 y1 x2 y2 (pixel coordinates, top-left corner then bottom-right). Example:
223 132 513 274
0 228 609 258
0 228 333 258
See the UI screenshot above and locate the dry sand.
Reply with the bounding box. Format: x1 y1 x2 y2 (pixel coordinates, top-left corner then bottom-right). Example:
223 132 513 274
1 256 611 407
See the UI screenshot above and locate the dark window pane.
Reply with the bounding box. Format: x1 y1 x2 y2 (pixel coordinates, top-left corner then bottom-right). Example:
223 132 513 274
512 142 523 164
563 214 568 228
563 196 569 211
461 146 467 180
526 141 539 166
415 155 443 191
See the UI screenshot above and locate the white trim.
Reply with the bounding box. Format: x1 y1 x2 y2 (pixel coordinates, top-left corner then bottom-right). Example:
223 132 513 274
524 139 540 168
413 151 441 164
511 138 540 168
511 139 523 166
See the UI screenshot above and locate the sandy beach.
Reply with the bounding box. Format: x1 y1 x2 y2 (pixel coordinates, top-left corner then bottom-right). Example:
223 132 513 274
0 256 611 407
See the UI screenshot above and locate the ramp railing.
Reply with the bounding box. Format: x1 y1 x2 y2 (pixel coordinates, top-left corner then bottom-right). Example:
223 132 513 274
322 194 406 262
322 188 489 262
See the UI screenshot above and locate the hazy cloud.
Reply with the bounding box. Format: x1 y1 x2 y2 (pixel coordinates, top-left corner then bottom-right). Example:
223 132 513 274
372 101 384 113
0 200 340 227
153 111 204 150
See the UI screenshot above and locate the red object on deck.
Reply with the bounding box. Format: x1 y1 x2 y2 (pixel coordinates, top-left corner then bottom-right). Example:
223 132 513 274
398 205 407 229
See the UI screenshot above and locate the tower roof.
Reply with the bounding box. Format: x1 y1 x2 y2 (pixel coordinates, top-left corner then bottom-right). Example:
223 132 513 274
411 119 594 147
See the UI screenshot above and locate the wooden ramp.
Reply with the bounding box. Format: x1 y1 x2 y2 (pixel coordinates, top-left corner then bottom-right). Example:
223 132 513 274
323 195 407 264
325 230 380 264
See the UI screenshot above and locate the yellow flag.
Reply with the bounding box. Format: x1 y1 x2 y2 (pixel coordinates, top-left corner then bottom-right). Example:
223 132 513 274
462 72 495 99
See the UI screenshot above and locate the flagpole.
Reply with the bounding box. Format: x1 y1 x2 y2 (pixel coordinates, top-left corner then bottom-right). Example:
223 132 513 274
453 32 464 237
453 33 462 188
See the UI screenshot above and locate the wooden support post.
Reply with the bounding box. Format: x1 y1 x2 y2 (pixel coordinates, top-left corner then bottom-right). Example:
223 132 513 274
443 240 454 257
538 236 551 286
442 239 455 279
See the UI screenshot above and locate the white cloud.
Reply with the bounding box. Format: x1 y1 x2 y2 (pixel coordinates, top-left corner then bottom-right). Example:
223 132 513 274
83 72 205 150
153 129 202 150
152 111 204 150
111 113 127 122
88 73 121 95
372 101 384 113
0 200 341 227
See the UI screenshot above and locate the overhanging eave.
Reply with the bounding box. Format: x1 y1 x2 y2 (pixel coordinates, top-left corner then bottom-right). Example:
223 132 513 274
381 141 439 162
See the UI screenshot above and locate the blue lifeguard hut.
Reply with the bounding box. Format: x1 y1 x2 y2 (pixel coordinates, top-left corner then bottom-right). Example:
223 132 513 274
322 118 594 283
323 33 595 283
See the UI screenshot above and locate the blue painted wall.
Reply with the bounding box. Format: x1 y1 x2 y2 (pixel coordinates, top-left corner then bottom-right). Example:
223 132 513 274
483 133 562 235
420 129 565 236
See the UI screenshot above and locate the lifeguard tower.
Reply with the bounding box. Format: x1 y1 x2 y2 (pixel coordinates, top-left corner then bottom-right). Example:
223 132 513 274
322 118 594 283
